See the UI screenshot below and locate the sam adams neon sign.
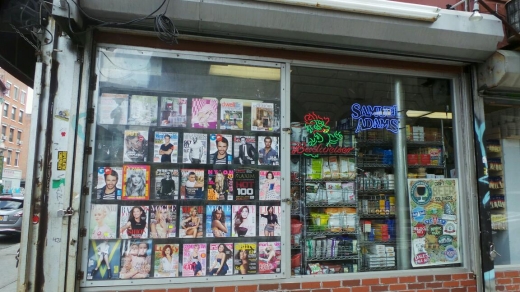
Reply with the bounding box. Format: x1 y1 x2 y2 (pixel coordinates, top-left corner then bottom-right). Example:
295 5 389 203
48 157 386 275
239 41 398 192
351 103 399 134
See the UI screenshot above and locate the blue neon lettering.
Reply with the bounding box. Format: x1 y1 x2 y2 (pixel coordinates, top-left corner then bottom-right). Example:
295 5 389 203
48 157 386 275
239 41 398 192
351 103 399 134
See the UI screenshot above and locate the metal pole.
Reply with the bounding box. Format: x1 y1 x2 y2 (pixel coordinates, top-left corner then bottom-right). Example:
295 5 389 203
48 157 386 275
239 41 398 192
393 77 411 269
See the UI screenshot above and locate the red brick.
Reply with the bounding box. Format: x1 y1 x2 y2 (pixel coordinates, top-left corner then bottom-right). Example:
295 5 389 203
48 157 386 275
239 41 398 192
399 276 417 283
452 274 469 280
443 281 460 287
302 282 321 289
418 275 434 282
361 278 379 285
342 280 361 287
426 282 443 288
192 288 214 292
380 277 398 284
282 283 302 290
496 272 506 278
408 283 425 289
388 284 407 291
333 288 351 292
467 287 477 292
435 275 452 281
417 290 434 292
237 285 258 292
370 285 389 292
506 284 520 291
504 271 520 277
496 285 506 291
432 289 449 292
145 290 167 292
168 289 190 292
514 278 520 284
293 290 311 292
450 288 466 292
460 279 476 286
215 287 236 292
310 289 331 292
323 281 341 288
258 284 279 291
497 278 512 285
351 287 369 292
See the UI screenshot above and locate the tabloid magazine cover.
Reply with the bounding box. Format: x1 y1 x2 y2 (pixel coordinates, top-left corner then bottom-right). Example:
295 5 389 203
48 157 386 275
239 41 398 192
95 166 123 200
191 97 218 129
258 171 281 201
159 97 187 127
153 131 179 163
234 169 257 201
149 205 177 238
182 243 207 277
258 241 281 274
208 134 233 165
95 126 125 163
180 168 205 200
257 135 280 166
86 239 121 280
122 165 150 200
233 242 257 275
207 169 233 201
205 205 232 238
123 130 149 162
233 136 257 165
154 168 179 200
259 205 281 237
119 239 153 279
179 206 204 238
119 205 149 239
128 95 158 126
90 204 118 239
182 133 208 164
220 99 243 130
154 243 180 278
97 93 129 125
207 243 233 276
251 102 274 131
232 205 256 237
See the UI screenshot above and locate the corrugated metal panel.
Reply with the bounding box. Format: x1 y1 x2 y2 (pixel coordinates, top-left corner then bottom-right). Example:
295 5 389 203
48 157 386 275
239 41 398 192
478 50 520 92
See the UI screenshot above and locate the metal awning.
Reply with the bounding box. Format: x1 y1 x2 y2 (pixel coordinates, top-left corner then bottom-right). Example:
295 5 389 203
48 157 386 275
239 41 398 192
78 0 504 62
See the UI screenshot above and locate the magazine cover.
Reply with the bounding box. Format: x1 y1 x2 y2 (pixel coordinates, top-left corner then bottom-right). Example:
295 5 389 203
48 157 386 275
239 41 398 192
154 244 180 278
233 136 257 165
182 243 207 277
97 93 129 125
251 102 274 131
119 239 153 279
220 100 243 130
154 168 180 200
234 169 257 201
207 169 234 201
259 171 281 201
234 242 257 275
182 133 208 164
180 169 205 200
90 204 118 239
257 136 280 165
191 97 218 129
122 165 150 200
179 206 204 238
128 95 158 126
232 205 256 237
258 241 281 274
94 125 125 163
259 205 281 237
123 130 149 162
119 206 149 239
159 97 187 127
86 239 121 280
208 243 233 276
205 205 232 237
95 166 123 200
149 205 177 238
153 131 179 163
208 134 233 165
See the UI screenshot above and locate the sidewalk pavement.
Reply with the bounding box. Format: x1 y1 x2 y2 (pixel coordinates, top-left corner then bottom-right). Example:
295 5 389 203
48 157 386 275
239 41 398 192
0 243 20 292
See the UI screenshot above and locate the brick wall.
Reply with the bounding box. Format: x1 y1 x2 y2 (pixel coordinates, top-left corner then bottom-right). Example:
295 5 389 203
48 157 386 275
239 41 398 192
97 273 476 292
496 270 520 291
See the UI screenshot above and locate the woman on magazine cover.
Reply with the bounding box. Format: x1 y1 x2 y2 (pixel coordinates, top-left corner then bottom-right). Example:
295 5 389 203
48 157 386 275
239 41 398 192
150 206 173 238
181 207 201 238
125 171 146 197
260 244 278 272
234 206 251 237
235 248 249 275
120 206 147 239
91 240 112 279
260 206 279 236
209 244 231 276
157 244 177 277
261 171 280 200
211 206 228 237
190 245 203 276
91 205 114 239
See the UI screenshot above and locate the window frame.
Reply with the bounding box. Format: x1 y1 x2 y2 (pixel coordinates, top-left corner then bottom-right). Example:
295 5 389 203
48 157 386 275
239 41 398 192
3 103 8 118
20 90 26 104
11 106 16 120
8 128 14 143
6 150 12 165
4 82 11 97
13 86 19 101
19 110 24 123
14 151 19 167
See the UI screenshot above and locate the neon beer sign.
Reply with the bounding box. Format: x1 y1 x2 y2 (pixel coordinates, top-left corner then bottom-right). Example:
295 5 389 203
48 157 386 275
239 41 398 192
351 103 399 134
291 112 354 158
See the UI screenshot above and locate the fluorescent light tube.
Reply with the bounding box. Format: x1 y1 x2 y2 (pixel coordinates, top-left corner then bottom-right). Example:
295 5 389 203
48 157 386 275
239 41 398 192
406 110 452 119
209 65 281 81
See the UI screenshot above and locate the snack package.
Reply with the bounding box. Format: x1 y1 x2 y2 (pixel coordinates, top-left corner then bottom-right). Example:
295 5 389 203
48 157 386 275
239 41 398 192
328 156 340 179
326 182 342 204
322 159 332 179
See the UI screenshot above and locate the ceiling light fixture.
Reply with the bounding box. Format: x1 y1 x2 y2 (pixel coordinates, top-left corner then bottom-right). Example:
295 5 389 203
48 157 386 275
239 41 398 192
209 65 281 81
406 110 453 119
469 0 483 21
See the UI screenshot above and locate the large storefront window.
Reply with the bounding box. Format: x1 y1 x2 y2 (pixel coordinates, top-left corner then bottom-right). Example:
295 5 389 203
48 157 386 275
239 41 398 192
81 47 285 285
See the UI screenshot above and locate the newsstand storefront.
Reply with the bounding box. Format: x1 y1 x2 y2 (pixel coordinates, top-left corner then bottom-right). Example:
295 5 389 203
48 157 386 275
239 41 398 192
16 1 506 292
